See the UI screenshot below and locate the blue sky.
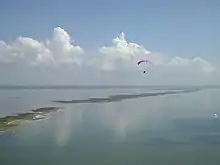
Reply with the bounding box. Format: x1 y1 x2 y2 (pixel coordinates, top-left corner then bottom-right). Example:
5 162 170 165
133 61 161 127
1 0 219 60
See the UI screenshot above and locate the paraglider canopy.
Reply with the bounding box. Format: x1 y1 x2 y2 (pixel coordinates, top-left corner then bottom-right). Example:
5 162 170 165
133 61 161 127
137 59 152 65
137 59 153 74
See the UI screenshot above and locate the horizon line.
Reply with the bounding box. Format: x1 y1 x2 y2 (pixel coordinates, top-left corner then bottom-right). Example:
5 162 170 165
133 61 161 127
0 84 219 89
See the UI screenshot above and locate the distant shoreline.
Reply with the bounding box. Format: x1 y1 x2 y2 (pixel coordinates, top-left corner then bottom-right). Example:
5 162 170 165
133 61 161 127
0 87 207 132
0 85 219 90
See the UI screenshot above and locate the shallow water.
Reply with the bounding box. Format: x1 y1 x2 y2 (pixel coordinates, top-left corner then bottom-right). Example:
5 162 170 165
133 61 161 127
0 87 220 165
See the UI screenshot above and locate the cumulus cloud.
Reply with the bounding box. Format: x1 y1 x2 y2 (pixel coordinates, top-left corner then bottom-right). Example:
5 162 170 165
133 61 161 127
0 27 218 85
0 27 216 74
0 27 84 67
92 31 217 75
91 32 151 70
167 56 217 73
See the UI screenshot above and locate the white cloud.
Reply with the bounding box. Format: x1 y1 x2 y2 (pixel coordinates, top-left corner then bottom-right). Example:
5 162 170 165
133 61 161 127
0 27 216 74
0 27 218 85
91 31 217 75
91 32 151 70
167 56 217 73
0 27 84 67
99 32 151 57
168 56 190 66
45 27 84 66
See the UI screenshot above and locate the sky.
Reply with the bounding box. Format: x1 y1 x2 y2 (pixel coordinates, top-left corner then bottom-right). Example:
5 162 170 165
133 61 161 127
0 0 219 85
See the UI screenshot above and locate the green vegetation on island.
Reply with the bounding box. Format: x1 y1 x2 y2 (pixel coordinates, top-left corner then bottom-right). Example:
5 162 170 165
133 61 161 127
0 107 61 131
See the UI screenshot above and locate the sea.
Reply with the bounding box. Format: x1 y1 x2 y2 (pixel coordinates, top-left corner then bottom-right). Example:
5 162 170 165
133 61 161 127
0 86 220 165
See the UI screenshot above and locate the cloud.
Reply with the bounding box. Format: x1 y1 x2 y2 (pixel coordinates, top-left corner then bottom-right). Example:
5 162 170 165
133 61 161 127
167 56 217 73
0 27 84 67
0 27 218 85
0 27 216 74
91 32 151 70
91 31 217 75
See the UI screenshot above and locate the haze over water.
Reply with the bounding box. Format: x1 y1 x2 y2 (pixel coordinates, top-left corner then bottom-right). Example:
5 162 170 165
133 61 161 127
1 86 220 165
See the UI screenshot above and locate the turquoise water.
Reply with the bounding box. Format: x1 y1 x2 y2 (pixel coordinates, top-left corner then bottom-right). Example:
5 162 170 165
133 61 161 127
0 87 220 165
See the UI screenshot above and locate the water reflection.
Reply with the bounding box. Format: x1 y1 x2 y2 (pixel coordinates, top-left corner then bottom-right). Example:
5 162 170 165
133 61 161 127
1 88 220 164
54 108 83 146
